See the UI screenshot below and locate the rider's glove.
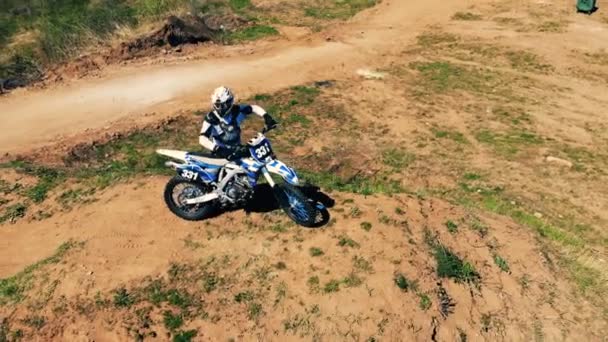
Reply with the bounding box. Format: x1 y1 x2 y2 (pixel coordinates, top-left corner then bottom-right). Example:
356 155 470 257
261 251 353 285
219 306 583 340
263 114 278 131
213 145 232 158
227 145 250 161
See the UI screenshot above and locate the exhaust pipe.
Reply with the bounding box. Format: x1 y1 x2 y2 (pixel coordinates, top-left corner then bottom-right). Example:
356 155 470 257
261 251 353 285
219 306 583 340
165 161 181 169
184 193 219 204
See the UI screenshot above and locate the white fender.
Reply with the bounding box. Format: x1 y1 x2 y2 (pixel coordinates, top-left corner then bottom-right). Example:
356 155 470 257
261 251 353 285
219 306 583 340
266 159 299 185
156 149 188 161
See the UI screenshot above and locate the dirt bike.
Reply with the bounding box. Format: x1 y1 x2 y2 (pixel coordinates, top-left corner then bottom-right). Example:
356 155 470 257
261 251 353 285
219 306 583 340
156 128 326 227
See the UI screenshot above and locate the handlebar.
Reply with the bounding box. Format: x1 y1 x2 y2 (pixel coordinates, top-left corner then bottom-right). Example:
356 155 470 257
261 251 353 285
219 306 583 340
261 124 278 135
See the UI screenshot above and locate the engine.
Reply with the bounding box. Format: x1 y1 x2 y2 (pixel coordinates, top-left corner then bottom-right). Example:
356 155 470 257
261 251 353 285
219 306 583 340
225 175 253 203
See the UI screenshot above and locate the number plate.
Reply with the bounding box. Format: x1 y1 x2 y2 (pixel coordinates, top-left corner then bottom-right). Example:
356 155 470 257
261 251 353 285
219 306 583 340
180 169 199 181
251 139 274 163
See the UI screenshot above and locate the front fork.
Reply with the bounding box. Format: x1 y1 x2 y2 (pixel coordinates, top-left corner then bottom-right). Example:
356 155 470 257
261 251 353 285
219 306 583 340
262 167 276 187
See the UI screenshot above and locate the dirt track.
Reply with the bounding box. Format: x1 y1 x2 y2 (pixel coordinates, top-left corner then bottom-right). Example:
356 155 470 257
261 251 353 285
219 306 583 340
0 0 486 155
2 0 608 340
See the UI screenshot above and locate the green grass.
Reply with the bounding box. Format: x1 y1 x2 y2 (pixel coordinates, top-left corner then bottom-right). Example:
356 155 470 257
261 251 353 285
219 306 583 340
563 258 605 297
58 188 96 208
0 203 27 224
323 279 341 293
0 15 18 47
337 235 359 248
394 273 417 292
349 206 362 218
322 273 363 293
113 288 134 308
382 149 416 169
309 247 324 257
166 289 192 309
304 0 376 20
446 181 608 306
163 310 184 331
270 223 288 233
418 293 432 310
225 25 279 42
307 276 320 293
342 272 363 287
300 171 403 195
452 12 482 21
445 220 458 233
353 256 373 273
248 303 263 319
424 233 480 284
173 330 198 342
234 291 254 303
0 241 81 305
459 185 582 247
6 162 65 203
493 254 510 273
504 50 553 73
434 245 480 283
417 32 459 48
492 106 533 126
285 113 312 126
410 61 498 95
360 222 372 231
0 0 191 69
463 172 482 181
432 128 469 144
475 129 543 157
134 0 183 18
229 0 251 10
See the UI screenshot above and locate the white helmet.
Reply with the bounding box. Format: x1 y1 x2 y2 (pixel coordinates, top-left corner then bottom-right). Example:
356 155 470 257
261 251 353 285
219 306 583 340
211 86 235 118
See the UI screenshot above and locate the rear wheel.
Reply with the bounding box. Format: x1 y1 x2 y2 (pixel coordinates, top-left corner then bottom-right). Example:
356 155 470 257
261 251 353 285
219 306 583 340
164 176 216 221
274 184 319 227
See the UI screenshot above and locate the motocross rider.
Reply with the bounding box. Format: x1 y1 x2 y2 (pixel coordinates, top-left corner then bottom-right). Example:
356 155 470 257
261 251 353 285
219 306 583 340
199 86 278 160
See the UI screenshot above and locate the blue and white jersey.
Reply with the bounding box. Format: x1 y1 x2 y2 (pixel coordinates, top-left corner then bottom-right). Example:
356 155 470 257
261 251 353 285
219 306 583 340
199 104 267 151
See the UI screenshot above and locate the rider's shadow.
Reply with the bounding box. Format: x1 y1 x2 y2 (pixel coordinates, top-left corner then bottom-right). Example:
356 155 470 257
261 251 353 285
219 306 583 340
244 184 335 228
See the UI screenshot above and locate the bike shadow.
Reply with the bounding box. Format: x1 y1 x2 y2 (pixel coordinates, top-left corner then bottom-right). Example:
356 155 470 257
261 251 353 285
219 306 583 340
243 184 335 228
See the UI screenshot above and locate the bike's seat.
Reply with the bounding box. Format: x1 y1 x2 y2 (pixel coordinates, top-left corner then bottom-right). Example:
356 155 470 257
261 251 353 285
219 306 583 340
187 152 230 167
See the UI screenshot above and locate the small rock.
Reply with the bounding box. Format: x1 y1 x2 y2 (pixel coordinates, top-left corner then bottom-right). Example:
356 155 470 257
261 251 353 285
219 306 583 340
534 212 543 219
545 156 573 168
88 271 94 276
314 80 334 88
356 68 386 80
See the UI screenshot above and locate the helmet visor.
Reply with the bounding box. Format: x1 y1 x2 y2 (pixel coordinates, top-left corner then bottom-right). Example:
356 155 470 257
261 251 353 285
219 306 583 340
214 98 234 116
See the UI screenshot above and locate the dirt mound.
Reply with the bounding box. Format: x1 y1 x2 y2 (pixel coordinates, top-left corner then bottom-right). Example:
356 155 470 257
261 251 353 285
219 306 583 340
0 184 604 340
7 13 249 91
118 15 222 59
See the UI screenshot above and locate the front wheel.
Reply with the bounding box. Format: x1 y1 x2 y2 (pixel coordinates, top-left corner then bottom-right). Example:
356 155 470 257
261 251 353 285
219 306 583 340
164 176 216 221
274 184 319 227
